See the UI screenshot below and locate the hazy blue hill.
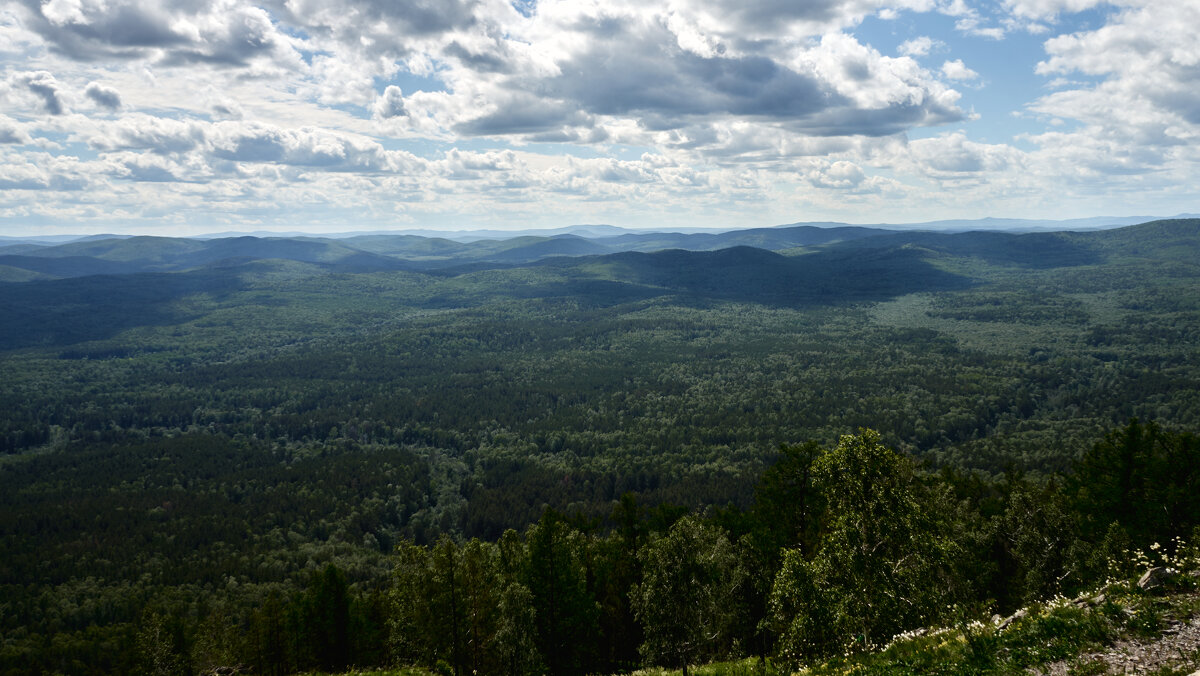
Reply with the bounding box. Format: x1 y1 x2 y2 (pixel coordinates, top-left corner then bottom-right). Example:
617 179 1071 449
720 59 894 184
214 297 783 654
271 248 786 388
538 243 971 306
451 234 588 258
340 234 470 257
0 218 1192 286
381 223 633 241
821 218 1200 271
477 234 615 262
0 235 412 277
596 224 886 252
0 243 54 256
0 264 53 282
1073 218 1200 261
0 254 133 278
187 236 406 269
325 233 613 267
829 229 1104 268
0 269 241 349
1 215 1187 358
20 235 208 263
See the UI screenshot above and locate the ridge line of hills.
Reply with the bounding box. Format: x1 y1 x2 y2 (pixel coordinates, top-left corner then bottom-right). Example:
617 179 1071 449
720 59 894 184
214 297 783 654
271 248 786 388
4 212 1197 245
1 218 1197 284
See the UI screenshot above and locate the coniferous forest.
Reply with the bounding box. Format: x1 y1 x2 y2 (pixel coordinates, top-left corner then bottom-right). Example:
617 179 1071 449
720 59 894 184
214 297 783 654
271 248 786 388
2 220 1200 674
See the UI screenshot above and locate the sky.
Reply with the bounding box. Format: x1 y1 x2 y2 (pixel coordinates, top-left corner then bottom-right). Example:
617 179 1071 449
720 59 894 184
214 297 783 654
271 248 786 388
0 0 1197 235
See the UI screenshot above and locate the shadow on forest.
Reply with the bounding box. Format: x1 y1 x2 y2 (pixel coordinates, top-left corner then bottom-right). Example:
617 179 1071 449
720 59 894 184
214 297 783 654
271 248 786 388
0 244 975 351
522 245 975 309
839 231 1104 269
0 270 244 350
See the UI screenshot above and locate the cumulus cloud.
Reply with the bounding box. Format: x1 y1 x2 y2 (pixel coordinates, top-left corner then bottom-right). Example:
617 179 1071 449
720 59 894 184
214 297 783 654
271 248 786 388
0 0 1195 231
0 152 91 190
0 114 31 143
8 70 67 114
430 11 965 143
907 131 1023 175
941 59 979 80
85 115 209 154
372 85 408 119
898 36 938 57
1002 0 1109 21
808 160 867 188
664 0 939 45
84 81 121 110
11 1 971 144
16 0 300 69
210 98 244 120
1029 0 1200 165
106 151 186 182
208 121 422 173
939 0 1007 39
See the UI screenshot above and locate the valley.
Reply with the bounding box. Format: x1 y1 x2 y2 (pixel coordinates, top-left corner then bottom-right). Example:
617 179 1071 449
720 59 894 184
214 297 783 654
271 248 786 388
1 219 1199 674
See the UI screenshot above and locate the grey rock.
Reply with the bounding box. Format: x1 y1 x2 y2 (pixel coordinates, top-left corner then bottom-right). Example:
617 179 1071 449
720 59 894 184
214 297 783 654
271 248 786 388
1138 566 1177 591
998 608 1027 630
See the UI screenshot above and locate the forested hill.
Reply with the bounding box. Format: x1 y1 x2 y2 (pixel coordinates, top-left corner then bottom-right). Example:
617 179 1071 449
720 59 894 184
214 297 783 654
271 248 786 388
3 218 1196 280
1 219 1199 673
1 219 1196 349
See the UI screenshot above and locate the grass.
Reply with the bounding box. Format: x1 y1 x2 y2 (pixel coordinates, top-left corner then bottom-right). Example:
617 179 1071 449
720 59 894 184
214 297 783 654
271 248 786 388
783 552 1200 676
297 669 436 676
304 548 1200 676
630 657 785 676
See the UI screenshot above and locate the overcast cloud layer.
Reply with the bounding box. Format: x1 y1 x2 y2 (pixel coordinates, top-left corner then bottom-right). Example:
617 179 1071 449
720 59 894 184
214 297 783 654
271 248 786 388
0 0 1195 233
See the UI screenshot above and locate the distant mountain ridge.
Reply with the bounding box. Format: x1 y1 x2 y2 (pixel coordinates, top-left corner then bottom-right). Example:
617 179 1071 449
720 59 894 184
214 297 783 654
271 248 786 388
6 213 1197 245
0 218 1196 285
0 218 1196 351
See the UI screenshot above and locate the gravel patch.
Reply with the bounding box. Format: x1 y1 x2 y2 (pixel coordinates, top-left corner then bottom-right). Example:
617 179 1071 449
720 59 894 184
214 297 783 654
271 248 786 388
1035 616 1200 675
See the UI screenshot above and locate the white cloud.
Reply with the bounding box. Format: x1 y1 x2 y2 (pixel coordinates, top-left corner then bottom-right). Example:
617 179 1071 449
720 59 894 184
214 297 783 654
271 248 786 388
907 131 1022 175
6 70 68 115
1029 0 1200 160
372 85 408 120
941 59 979 80
83 81 120 110
104 151 188 182
807 159 880 191
16 0 303 69
84 115 209 154
0 0 1195 232
0 113 31 143
1002 0 1110 21
0 149 94 190
664 0 939 45
898 36 938 57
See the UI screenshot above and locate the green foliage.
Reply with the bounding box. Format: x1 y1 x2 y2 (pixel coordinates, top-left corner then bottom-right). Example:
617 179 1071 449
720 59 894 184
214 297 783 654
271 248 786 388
301 565 352 672
494 582 542 676
1073 419 1200 549
751 441 824 558
793 602 1115 675
524 510 599 675
3 221 1200 672
769 548 838 664
134 610 189 676
772 430 964 660
633 516 743 674
989 477 1081 607
625 657 785 675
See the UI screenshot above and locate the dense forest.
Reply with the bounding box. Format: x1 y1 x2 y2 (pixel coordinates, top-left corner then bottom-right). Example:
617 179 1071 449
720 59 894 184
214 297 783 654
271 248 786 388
1 219 1199 673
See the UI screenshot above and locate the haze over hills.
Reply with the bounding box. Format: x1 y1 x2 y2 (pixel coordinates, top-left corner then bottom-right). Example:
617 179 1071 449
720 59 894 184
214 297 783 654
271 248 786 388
1 217 1195 284
174 212 1200 239
2 213 1196 247
1 218 1196 350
